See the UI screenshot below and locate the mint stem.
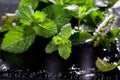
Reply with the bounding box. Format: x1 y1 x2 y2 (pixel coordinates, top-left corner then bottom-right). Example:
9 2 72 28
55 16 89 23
78 18 81 31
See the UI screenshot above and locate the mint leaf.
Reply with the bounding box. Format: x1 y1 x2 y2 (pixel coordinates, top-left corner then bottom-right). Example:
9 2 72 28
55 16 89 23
43 5 72 31
53 36 70 45
60 24 72 39
34 19 57 38
19 0 39 9
39 0 49 3
96 57 117 72
71 7 99 19
88 10 104 26
50 0 87 5
49 0 70 5
1 26 36 54
45 41 58 54
68 0 86 5
58 40 71 60
33 11 47 22
108 0 117 7
16 5 34 25
52 36 63 45
69 6 87 19
85 0 93 7
0 25 13 32
107 27 120 42
70 31 92 46
50 23 72 59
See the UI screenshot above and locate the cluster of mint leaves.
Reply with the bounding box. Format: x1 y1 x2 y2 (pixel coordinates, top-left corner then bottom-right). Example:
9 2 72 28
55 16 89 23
0 0 120 72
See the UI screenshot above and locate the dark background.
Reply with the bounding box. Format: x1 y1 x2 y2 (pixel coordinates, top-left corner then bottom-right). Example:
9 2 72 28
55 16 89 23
0 0 20 25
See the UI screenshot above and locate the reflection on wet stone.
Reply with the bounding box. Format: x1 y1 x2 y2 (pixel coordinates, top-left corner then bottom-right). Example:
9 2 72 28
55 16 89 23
0 66 119 79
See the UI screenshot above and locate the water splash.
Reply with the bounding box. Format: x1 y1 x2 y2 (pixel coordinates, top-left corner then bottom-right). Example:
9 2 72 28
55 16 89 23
0 64 119 79
0 59 9 72
116 37 120 53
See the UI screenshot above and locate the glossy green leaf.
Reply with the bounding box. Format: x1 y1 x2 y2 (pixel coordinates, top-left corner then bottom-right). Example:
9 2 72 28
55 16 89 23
70 31 92 46
52 36 69 45
69 0 85 4
89 10 104 26
78 6 87 19
60 24 72 39
50 0 70 5
19 0 39 9
58 40 71 60
107 27 120 42
33 11 47 22
70 6 99 19
16 5 34 25
39 0 49 3
51 24 72 59
108 0 117 7
96 57 117 72
52 36 63 45
85 0 93 7
0 25 13 32
1 26 36 54
34 19 57 38
70 6 87 19
43 5 72 31
45 41 58 54
52 0 89 5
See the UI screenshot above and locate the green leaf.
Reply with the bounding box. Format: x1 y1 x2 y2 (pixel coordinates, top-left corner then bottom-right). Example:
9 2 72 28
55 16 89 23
19 0 39 9
70 6 87 19
58 40 71 60
33 11 47 22
52 0 87 5
45 41 58 54
96 57 117 72
108 0 117 7
0 25 13 32
107 27 120 42
43 5 72 31
1 26 36 54
60 24 72 38
39 0 49 3
52 36 63 45
83 10 104 27
52 36 70 45
34 19 57 38
70 6 99 19
78 6 87 19
88 10 104 26
70 31 92 46
85 0 93 7
16 5 34 25
50 0 70 5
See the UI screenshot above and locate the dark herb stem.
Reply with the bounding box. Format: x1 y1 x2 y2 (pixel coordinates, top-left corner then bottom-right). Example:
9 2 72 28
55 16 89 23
78 18 81 31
